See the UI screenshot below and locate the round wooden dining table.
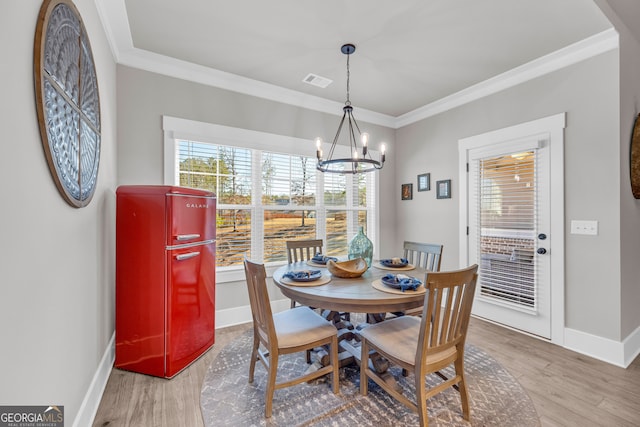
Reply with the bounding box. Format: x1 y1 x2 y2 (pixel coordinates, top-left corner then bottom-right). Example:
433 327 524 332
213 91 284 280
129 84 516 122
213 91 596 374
272 260 428 316
272 260 429 377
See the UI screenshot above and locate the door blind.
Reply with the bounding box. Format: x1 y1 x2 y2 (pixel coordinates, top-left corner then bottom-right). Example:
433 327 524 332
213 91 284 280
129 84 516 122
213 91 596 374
472 150 538 311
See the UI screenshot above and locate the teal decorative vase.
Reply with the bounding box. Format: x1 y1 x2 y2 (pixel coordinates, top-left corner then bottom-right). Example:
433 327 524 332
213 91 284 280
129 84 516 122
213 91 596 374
348 226 373 268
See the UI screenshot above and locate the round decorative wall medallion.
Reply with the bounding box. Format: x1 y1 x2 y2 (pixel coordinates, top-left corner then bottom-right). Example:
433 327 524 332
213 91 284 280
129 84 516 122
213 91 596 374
34 0 101 208
631 114 640 199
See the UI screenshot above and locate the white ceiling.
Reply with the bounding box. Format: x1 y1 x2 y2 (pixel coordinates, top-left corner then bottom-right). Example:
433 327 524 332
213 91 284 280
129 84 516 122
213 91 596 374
98 0 614 126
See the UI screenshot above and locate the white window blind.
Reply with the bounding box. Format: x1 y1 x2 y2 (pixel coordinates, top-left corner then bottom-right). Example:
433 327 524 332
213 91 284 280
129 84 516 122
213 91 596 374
262 151 318 262
324 170 347 206
179 142 252 204
472 150 538 310
262 153 317 206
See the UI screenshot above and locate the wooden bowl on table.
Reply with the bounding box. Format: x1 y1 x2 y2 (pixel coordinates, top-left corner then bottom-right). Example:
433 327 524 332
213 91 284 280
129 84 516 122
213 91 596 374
326 258 367 278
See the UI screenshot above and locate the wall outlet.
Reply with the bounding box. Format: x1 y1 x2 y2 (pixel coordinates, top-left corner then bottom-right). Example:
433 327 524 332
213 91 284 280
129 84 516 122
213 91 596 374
570 220 598 235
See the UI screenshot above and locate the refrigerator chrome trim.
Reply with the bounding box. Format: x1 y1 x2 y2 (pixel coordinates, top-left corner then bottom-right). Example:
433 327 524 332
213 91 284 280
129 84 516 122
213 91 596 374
166 193 215 200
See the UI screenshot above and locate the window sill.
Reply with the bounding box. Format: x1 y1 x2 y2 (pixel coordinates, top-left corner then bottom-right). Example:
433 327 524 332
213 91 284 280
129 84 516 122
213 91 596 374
216 261 288 283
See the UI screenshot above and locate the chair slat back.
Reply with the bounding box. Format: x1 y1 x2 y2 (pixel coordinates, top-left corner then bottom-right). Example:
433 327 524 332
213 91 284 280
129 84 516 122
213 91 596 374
418 265 478 360
403 241 443 271
286 239 323 263
244 259 276 346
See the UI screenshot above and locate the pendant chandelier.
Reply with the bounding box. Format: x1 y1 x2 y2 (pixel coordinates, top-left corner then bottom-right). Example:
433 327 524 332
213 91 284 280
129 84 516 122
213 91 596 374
316 44 386 174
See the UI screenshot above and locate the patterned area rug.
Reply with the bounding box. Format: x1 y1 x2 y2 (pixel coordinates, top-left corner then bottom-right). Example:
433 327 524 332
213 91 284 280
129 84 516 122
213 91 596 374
201 329 539 426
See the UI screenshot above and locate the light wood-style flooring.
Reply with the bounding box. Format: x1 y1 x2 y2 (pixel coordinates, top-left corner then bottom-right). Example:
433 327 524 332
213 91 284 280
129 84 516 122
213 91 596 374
92 318 640 426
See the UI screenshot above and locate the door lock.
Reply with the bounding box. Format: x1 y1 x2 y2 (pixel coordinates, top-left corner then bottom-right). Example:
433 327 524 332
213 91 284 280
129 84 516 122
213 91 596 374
537 248 547 255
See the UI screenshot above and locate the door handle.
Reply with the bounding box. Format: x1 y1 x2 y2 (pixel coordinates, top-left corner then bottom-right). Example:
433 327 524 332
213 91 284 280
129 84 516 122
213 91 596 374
176 251 200 261
537 248 547 255
176 234 201 241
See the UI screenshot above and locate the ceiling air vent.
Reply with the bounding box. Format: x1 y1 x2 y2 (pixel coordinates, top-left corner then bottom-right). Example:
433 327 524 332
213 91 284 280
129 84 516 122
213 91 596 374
303 73 332 88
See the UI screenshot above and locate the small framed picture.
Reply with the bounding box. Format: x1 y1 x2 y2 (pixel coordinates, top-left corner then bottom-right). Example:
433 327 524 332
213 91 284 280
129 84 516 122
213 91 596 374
417 173 430 192
436 179 451 199
401 183 413 200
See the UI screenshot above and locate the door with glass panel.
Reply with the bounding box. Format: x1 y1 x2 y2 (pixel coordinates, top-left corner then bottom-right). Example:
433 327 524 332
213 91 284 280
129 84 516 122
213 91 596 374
467 137 551 339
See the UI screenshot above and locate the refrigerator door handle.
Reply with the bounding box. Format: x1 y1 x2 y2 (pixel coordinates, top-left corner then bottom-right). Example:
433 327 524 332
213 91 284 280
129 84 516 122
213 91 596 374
175 251 201 261
176 233 201 241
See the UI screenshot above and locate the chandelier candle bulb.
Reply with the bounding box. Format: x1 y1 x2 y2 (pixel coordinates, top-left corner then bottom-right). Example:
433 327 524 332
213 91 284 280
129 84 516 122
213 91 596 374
315 137 323 160
361 132 369 156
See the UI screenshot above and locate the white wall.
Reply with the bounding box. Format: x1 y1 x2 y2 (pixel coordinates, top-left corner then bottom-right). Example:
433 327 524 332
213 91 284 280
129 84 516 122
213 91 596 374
395 51 622 340
0 0 117 424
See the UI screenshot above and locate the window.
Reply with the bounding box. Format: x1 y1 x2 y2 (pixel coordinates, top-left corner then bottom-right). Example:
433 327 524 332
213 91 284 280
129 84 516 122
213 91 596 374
479 152 535 231
262 152 318 263
179 142 253 267
163 116 379 281
476 151 537 309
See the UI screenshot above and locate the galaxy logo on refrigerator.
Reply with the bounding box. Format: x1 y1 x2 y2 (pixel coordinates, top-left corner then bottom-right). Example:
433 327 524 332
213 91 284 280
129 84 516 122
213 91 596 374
185 203 209 209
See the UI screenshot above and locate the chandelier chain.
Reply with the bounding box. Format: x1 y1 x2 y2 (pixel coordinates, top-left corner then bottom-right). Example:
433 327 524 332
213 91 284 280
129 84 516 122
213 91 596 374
345 53 351 106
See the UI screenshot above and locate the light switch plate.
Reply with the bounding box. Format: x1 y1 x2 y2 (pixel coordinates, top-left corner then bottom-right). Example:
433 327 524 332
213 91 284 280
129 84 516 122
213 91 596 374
570 220 598 235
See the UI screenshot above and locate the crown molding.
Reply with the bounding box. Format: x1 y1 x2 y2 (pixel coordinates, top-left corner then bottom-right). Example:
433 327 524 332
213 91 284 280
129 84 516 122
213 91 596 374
94 0 131 60
395 28 619 128
119 46 398 128
96 0 618 130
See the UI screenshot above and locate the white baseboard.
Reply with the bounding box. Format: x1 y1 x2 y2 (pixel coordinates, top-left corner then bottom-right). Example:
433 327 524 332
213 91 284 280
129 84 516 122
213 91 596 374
623 324 640 367
73 333 115 427
563 326 640 368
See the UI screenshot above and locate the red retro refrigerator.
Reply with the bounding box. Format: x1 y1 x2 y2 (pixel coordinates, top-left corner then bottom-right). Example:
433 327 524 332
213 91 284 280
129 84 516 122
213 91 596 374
115 185 216 378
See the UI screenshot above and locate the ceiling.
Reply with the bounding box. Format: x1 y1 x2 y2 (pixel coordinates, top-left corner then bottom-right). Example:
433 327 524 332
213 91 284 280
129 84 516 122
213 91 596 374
99 0 614 126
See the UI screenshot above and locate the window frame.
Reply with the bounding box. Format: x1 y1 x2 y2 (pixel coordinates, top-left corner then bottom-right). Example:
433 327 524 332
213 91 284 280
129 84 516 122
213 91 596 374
163 116 380 283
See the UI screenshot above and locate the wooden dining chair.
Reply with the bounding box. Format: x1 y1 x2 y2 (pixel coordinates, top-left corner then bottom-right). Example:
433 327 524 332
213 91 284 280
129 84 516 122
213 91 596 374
403 241 443 272
243 258 340 418
285 239 324 308
360 264 478 427
286 239 324 263
389 241 444 318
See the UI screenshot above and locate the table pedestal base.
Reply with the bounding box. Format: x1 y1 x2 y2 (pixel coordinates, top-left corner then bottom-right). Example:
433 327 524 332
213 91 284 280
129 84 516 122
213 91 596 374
310 309 402 393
